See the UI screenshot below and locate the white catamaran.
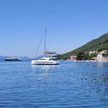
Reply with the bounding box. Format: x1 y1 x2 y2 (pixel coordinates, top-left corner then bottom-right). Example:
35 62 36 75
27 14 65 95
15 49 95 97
31 29 60 65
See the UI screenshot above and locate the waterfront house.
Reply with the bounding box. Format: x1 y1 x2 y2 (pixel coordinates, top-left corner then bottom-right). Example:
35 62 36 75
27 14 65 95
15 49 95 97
70 55 77 61
97 50 108 62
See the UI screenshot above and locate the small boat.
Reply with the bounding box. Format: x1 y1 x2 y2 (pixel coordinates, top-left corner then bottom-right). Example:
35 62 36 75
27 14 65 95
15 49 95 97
5 57 21 61
31 55 60 65
31 28 60 65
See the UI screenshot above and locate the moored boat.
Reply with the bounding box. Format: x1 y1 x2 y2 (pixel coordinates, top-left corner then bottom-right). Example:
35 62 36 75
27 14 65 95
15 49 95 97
5 57 21 61
31 28 60 65
31 55 60 65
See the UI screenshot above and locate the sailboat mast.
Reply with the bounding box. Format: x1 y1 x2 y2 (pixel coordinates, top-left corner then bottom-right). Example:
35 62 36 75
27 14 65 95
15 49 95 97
44 28 47 54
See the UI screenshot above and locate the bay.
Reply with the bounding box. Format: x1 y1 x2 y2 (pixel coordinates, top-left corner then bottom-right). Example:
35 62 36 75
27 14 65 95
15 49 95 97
0 61 108 108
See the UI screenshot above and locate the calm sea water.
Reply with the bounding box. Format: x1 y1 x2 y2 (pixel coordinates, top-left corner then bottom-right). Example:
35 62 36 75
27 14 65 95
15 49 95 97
0 61 108 108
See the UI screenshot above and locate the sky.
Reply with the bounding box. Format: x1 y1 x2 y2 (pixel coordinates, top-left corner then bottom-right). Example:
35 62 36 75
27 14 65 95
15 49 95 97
0 0 108 57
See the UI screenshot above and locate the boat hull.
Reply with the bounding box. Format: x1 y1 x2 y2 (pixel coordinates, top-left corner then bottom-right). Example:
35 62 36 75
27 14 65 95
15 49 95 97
5 59 21 61
31 60 60 65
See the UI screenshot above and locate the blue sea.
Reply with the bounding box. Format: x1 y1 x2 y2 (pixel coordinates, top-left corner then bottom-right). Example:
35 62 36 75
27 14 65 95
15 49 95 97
0 61 108 108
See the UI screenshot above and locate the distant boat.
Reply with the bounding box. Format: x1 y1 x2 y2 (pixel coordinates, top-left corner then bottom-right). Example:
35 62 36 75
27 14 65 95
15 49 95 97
5 57 21 61
31 28 60 65
31 54 60 65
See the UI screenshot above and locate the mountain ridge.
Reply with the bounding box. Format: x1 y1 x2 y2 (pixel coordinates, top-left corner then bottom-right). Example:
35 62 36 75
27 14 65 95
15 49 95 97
60 33 108 59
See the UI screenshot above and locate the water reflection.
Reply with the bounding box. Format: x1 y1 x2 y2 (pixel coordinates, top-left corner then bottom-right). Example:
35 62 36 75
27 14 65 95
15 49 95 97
31 65 59 80
31 65 59 70
96 62 108 68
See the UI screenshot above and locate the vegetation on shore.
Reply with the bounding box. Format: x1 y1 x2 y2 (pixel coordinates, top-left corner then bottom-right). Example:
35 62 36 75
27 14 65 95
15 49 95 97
59 33 108 60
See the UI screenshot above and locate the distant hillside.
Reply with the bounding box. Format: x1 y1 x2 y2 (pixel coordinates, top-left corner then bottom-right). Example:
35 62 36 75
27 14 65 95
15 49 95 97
60 33 108 59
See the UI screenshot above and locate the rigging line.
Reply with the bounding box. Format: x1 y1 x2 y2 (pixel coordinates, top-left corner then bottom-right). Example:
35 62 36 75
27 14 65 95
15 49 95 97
33 32 44 58
44 28 47 53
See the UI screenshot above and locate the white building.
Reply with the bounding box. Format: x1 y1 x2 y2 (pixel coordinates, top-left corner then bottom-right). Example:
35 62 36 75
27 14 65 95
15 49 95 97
97 50 108 62
70 55 77 61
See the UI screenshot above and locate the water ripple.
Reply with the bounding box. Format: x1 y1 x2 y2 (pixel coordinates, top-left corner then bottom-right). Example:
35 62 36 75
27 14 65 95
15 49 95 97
0 61 108 108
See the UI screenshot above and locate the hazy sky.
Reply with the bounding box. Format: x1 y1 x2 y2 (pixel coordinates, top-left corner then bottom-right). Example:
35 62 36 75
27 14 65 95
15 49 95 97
0 0 108 57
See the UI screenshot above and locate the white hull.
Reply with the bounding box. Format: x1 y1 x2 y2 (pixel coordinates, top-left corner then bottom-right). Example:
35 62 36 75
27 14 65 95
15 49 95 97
31 60 60 65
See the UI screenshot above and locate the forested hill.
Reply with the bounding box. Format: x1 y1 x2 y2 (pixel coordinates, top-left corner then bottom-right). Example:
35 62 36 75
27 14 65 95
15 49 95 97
60 33 108 59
